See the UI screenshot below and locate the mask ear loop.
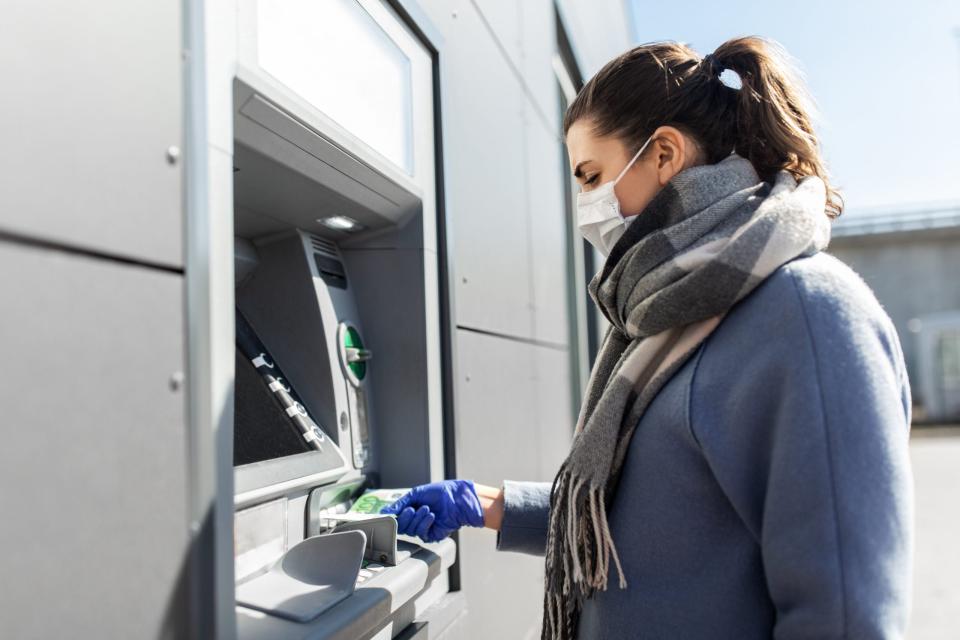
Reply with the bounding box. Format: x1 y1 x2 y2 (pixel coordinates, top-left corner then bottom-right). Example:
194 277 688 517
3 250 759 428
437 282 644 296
614 133 656 184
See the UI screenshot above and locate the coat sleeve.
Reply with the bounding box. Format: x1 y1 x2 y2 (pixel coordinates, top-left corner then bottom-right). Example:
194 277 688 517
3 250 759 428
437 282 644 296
688 264 914 639
494 479 553 556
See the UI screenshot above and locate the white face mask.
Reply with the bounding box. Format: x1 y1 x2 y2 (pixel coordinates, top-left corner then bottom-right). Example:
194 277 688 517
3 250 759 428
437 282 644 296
576 133 656 256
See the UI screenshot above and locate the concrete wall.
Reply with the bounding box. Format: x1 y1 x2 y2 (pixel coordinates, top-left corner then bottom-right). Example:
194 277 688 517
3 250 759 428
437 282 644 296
827 229 960 409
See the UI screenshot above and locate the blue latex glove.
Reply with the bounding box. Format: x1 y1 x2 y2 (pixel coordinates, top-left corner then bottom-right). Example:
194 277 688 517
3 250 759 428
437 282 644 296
379 479 485 543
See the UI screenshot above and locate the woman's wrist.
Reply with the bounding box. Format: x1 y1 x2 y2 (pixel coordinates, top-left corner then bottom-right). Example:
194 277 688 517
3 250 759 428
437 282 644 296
473 482 505 531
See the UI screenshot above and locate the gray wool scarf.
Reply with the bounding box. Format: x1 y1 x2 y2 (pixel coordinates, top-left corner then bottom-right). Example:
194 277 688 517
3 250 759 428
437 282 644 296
541 153 832 639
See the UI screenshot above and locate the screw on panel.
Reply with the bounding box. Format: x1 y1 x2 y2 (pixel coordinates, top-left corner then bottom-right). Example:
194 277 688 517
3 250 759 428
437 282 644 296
166 146 181 165
169 371 185 391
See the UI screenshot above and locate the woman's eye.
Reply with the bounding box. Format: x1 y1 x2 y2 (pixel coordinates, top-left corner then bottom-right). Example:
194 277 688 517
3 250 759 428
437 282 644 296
585 175 598 185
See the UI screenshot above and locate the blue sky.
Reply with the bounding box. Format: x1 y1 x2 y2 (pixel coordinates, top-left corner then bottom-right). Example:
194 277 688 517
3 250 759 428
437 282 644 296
627 0 960 215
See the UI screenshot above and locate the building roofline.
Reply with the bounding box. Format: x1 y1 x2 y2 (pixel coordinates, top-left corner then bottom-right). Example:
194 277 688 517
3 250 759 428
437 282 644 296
831 203 960 238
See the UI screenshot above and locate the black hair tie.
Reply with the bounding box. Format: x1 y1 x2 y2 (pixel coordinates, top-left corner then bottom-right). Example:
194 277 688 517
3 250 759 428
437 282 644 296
702 53 722 78
701 53 742 91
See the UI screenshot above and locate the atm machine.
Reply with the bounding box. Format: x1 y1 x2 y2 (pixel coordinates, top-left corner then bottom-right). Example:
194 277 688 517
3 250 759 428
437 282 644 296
224 1 463 637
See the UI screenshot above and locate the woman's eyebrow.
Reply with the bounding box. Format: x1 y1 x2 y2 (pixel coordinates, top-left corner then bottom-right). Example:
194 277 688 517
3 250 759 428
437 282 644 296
573 160 592 178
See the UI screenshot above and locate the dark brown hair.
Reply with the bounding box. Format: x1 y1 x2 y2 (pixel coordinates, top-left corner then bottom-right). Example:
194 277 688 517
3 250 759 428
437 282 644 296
563 36 843 218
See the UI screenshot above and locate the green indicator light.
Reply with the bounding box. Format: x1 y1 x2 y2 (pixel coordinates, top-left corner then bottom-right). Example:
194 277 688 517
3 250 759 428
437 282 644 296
343 326 366 381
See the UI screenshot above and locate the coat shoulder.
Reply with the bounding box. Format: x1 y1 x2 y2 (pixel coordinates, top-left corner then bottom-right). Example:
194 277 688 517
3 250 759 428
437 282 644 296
728 251 896 340
695 250 905 389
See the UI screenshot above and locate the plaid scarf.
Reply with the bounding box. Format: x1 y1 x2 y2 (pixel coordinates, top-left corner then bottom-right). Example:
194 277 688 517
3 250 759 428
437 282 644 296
542 153 832 639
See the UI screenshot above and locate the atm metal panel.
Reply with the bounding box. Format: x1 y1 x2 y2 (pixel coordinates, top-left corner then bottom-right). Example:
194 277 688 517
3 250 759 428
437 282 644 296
0 0 184 268
470 0 523 69
0 240 189 638
453 329 543 482
432 1 536 341
517 0 563 133
517 0 571 347
451 328 550 638
454 527 545 640
525 96 574 348
531 341 576 475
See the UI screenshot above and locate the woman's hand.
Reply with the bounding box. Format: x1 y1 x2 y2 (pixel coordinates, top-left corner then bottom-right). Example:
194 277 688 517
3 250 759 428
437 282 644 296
379 479 504 543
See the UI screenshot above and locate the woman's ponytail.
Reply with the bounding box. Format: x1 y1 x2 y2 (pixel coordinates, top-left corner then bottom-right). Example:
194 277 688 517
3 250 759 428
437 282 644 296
710 37 843 217
564 36 843 219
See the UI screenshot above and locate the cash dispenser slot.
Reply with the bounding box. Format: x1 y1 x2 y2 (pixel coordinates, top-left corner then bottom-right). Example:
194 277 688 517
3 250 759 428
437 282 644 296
325 515 405 567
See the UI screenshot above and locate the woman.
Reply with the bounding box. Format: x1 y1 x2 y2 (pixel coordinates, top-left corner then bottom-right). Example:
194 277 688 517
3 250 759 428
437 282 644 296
381 36 913 639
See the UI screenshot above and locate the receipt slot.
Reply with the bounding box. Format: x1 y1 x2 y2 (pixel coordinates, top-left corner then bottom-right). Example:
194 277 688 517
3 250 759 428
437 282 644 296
227 1 458 637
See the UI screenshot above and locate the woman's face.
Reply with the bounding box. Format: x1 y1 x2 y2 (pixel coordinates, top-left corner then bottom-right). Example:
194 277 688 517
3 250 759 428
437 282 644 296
566 119 699 218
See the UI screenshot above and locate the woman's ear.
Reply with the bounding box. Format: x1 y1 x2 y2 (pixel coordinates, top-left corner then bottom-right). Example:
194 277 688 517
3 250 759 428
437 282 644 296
650 126 688 186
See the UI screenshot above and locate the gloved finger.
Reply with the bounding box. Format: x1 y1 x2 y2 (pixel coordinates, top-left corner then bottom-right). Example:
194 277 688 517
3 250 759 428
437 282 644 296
396 506 417 534
379 491 413 516
406 505 432 538
414 508 436 541
426 525 451 543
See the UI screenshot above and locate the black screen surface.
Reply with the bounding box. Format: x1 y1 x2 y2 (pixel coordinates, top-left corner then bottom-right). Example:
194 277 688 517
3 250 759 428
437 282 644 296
233 345 312 466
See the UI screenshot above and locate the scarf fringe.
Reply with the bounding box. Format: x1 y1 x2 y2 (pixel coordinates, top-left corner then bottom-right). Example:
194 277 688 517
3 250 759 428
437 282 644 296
542 463 628 639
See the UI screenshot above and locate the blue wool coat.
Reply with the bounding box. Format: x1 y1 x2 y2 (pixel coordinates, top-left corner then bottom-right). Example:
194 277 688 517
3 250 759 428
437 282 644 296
495 252 913 639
